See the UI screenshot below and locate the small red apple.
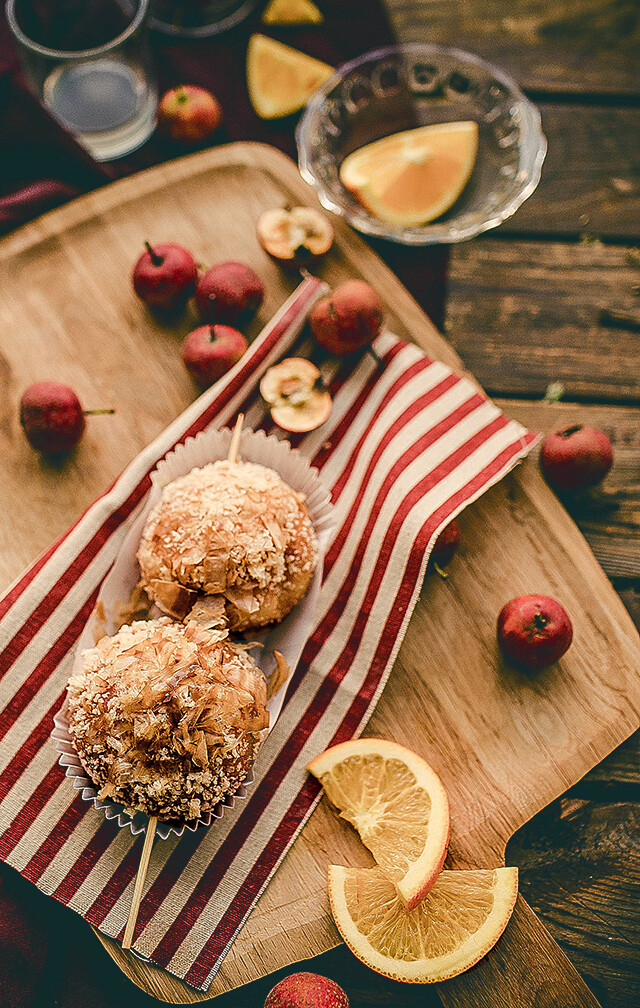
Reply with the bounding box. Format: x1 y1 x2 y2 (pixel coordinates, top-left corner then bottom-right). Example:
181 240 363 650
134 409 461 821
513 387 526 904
182 324 248 388
430 518 461 569
310 279 383 356
264 972 349 1008
132 241 198 311
20 381 113 454
497 594 573 670
158 84 222 143
540 425 613 492
196 261 264 325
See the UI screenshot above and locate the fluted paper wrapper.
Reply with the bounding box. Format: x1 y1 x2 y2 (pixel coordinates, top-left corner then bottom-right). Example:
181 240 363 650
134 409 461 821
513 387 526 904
53 426 335 839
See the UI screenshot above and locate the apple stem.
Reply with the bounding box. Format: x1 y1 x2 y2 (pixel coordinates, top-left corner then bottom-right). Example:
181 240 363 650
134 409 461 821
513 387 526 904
83 409 115 416
366 344 383 368
533 611 548 630
144 241 163 266
543 381 565 403
558 425 583 438
433 562 449 580
209 326 216 341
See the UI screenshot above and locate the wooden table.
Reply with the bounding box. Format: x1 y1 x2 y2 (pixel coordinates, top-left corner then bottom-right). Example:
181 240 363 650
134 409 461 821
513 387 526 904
174 6 640 1005
386 4 640 1007
1 5 637 1008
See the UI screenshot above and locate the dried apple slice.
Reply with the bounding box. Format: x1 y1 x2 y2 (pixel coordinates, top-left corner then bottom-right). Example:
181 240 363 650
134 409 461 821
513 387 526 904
257 206 334 267
260 357 332 433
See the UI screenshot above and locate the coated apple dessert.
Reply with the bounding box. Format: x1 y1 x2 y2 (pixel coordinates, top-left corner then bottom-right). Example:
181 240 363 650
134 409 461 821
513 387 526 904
66 617 268 821
137 460 317 630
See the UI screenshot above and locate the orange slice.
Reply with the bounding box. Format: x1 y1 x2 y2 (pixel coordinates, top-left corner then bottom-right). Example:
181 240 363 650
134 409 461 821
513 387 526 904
339 121 478 226
328 864 518 983
261 0 324 25
307 739 449 910
247 35 333 119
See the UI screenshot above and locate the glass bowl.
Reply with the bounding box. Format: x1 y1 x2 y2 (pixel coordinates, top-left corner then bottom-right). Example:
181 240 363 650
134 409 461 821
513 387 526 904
296 44 546 245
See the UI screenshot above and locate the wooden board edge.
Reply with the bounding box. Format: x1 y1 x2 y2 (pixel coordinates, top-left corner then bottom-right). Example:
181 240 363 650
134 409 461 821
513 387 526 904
0 144 288 258
8 142 640 1003
94 929 343 1004
0 142 464 380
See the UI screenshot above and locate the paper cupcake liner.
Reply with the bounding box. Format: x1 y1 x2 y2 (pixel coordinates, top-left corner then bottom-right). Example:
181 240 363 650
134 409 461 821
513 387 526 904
52 701 253 840
53 425 335 839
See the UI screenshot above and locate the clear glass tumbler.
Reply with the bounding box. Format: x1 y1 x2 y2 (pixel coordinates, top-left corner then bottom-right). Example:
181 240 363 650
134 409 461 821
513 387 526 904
149 0 257 37
6 0 158 160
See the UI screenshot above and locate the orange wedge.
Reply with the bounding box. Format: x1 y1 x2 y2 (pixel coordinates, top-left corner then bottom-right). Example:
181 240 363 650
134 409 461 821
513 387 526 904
307 739 449 910
339 121 478 226
328 864 518 983
247 35 333 119
261 0 324 24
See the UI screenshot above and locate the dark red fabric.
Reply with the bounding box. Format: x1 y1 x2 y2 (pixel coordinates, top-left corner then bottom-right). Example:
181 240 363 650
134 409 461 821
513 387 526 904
0 1 449 326
0 4 448 1005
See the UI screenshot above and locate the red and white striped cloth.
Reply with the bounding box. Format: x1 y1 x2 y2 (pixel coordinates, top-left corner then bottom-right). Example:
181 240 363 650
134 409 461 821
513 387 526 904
0 277 537 990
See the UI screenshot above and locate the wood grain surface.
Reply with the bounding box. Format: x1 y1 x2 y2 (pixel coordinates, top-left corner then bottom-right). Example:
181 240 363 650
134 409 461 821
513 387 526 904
502 105 640 240
385 0 640 97
494 401 640 585
2 143 639 1006
447 239 640 404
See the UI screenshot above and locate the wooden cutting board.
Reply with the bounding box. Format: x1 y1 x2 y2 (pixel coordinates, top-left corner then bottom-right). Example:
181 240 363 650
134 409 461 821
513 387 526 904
1 143 638 1007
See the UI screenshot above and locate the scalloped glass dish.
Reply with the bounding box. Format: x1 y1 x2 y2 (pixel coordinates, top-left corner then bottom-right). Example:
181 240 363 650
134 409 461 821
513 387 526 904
296 44 546 245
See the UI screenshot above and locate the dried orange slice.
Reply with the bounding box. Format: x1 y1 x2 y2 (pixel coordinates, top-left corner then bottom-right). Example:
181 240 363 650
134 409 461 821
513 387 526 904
307 739 449 910
262 0 323 24
340 121 478 226
328 864 518 983
247 35 333 119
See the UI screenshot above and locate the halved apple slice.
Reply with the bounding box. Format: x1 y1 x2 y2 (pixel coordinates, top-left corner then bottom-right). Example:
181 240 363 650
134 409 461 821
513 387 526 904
260 357 332 433
257 206 334 267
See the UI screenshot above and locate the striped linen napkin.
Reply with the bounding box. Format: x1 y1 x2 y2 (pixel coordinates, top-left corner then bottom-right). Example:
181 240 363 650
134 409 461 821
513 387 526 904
0 277 537 990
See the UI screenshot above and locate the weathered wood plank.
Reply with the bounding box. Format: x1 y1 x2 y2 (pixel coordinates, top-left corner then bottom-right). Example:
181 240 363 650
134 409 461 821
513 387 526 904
507 798 640 1008
386 0 640 97
580 731 640 787
493 400 640 582
447 239 640 403
504 105 640 240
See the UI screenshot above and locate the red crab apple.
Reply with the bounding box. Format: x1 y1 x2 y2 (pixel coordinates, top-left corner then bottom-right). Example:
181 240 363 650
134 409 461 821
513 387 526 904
264 972 349 1008
20 380 113 454
540 425 613 492
497 594 573 670
195 261 264 324
260 357 332 433
158 84 222 143
257 206 334 267
310 279 383 356
132 241 198 311
182 324 248 388
430 518 461 571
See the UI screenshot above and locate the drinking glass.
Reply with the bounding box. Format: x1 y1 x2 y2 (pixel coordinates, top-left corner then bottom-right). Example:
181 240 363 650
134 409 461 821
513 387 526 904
149 0 257 37
6 0 158 160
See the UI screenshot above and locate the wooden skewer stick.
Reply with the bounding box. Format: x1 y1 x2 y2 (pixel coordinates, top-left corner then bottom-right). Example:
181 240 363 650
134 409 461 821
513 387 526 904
228 413 244 464
122 816 158 950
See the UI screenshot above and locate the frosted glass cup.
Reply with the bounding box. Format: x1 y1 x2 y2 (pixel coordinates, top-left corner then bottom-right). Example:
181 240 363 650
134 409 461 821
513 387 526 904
6 0 157 160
